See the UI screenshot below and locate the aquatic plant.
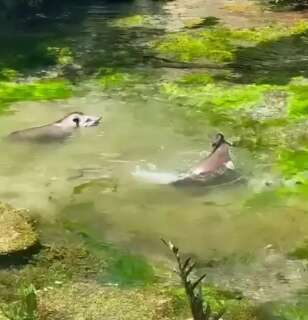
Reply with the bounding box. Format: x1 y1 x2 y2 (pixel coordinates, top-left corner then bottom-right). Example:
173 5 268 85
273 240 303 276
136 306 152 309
153 21 308 63
98 72 132 89
273 304 308 320
106 253 155 286
97 69 145 91
161 81 277 111
278 148 308 178
154 31 234 63
62 218 155 286
109 15 153 28
1 284 38 320
46 46 74 66
177 73 214 85
0 68 19 81
287 80 308 118
288 240 308 260
0 80 72 111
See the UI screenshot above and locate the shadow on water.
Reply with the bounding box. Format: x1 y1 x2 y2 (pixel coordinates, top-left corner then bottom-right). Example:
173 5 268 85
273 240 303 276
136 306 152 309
232 30 308 85
0 0 166 73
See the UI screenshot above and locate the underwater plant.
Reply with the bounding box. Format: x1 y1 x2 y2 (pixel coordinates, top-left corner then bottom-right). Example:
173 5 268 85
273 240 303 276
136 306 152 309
1 284 38 320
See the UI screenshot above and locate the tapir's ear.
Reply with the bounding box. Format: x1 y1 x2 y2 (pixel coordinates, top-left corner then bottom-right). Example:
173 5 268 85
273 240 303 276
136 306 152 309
73 117 80 127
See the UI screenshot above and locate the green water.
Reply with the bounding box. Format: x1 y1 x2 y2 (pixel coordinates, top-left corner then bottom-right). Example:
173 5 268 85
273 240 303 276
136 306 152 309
0 0 308 310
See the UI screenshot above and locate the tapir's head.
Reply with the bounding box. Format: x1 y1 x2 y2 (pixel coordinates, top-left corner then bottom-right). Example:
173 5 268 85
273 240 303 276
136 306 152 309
57 112 102 128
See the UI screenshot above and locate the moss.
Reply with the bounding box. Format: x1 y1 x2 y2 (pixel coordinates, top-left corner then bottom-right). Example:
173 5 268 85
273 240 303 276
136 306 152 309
160 73 308 131
244 190 287 208
273 303 308 320
97 69 145 91
277 149 308 178
0 202 38 256
0 245 103 304
104 253 155 286
230 21 308 44
73 178 118 195
154 31 234 63
153 21 308 63
177 73 214 85
288 240 308 260
0 80 72 110
0 69 19 81
1 284 38 320
64 221 156 286
98 72 132 89
109 15 152 28
37 283 178 320
161 81 277 111
287 79 308 117
46 47 74 66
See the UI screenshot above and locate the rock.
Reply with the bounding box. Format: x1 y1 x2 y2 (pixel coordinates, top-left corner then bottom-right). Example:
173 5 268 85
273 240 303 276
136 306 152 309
0 202 38 255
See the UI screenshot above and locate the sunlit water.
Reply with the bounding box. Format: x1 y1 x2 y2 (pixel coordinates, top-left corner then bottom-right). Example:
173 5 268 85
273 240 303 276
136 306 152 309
1 0 308 303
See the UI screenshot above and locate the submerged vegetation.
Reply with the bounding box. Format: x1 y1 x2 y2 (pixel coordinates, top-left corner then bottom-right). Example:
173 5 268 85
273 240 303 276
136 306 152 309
0 80 72 113
153 21 308 63
1 284 38 320
109 15 155 29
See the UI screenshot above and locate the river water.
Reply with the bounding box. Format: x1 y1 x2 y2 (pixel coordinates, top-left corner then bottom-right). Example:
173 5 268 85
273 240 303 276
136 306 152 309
0 0 308 304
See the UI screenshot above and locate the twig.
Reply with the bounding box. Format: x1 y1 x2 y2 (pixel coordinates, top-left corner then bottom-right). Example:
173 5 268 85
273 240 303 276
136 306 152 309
162 239 224 320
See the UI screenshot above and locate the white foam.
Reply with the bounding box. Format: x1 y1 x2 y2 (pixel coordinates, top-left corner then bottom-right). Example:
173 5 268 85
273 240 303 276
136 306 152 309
131 166 179 184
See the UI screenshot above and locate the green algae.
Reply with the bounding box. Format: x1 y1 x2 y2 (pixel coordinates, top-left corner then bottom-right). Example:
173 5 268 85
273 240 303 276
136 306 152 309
97 69 150 94
176 73 214 85
278 149 308 178
73 178 118 195
109 15 153 28
98 72 132 89
275 148 308 196
154 31 234 63
97 69 142 90
153 21 308 63
287 79 308 118
105 253 155 286
160 72 308 135
62 219 156 286
273 303 308 320
161 81 277 111
46 47 74 66
0 80 72 111
244 190 287 209
1 284 38 320
0 69 19 81
288 240 308 260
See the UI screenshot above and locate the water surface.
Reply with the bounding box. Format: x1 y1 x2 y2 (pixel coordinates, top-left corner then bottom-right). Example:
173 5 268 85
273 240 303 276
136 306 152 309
0 0 308 303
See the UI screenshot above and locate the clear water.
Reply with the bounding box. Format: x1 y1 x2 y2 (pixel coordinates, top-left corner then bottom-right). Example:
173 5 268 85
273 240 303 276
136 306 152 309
0 0 308 303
